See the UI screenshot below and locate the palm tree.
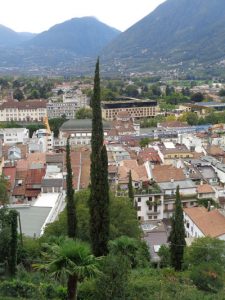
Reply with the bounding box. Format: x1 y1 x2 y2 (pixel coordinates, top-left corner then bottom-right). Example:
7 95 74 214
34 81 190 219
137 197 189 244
34 238 101 300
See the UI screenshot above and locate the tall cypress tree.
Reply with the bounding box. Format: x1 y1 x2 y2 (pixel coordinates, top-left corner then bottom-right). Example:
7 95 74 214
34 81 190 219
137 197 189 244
128 170 134 202
8 209 18 276
89 58 110 256
66 137 76 238
168 186 186 271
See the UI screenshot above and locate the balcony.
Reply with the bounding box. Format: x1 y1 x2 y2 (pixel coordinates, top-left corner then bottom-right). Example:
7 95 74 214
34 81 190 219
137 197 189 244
147 210 160 215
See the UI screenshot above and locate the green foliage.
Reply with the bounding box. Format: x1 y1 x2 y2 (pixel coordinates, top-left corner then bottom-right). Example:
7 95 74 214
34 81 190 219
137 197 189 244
128 170 134 201
75 107 92 119
169 186 186 271
35 238 100 300
0 279 67 299
108 236 150 268
0 208 19 276
44 190 140 242
186 112 199 125
190 262 224 293
139 137 150 148
158 245 171 268
89 59 110 256
95 255 130 300
197 198 219 209
49 117 67 137
0 175 9 205
0 280 37 298
191 92 204 102
13 89 24 101
66 138 77 238
8 210 18 276
184 237 225 269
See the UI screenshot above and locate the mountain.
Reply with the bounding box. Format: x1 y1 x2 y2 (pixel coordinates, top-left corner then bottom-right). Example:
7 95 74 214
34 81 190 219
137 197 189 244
102 0 225 73
0 25 36 47
27 17 121 57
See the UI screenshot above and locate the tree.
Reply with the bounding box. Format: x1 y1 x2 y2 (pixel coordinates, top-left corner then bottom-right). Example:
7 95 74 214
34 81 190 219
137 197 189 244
89 58 110 256
186 112 198 125
44 190 141 242
184 237 225 268
0 176 9 205
191 92 204 102
95 255 130 300
35 239 100 300
13 88 24 101
158 245 171 268
139 137 150 148
108 236 150 268
66 138 76 238
8 210 18 277
128 171 134 202
168 186 186 271
75 108 92 119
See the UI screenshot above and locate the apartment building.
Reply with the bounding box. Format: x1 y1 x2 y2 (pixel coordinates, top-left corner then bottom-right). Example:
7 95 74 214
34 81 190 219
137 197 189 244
47 101 79 119
0 128 29 144
0 100 47 122
102 98 158 120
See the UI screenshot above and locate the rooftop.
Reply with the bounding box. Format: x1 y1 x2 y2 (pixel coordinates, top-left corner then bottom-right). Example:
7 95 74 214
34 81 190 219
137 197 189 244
60 119 111 131
184 207 225 238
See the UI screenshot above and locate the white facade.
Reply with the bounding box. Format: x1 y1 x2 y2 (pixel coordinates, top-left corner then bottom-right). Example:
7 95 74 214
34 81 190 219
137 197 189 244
135 193 164 221
0 101 47 122
0 128 29 144
183 212 205 238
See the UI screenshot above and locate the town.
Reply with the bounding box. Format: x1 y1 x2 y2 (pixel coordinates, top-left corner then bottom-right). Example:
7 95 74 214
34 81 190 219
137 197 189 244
0 73 225 298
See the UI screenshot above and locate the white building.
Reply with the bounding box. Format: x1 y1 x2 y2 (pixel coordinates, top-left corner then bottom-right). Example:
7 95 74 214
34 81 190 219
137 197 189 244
184 207 225 240
0 128 29 144
0 100 47 122
135 192 164 221
32 129 54 152
47 101 80 119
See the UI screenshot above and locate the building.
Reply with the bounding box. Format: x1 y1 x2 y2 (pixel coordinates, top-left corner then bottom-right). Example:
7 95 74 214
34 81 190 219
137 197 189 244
47 101 79 119
58 119 112 145
102 98 158 120
0 128 29 145
180 102 225 117
0 100 47 122
196 183 215 199
155 142 193 164
183 207 225 240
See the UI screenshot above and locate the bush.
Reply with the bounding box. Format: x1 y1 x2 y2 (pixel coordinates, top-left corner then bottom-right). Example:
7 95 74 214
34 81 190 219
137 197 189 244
0 280 37 298
190 263 224 293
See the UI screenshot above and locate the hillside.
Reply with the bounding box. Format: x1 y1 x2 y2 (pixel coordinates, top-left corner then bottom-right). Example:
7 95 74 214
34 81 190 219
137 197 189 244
0 25 36 47
102 0 225 73
27 17 120 57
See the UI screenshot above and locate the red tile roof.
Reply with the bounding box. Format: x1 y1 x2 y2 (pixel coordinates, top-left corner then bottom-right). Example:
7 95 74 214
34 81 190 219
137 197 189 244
184 207 225 238
197 184 214 194
152 165 186 183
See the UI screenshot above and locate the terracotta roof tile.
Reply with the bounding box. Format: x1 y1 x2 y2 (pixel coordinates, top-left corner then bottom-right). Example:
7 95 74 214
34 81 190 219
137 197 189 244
184 207 225 237
197 184 214 194
152 165 186 183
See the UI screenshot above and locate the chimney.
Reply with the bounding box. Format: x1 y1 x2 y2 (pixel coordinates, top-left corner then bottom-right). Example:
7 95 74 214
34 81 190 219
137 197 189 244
171 178 174 183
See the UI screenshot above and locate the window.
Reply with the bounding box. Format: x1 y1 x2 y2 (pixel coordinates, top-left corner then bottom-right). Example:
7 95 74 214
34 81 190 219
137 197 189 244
154 216 157 220
138 197 141 202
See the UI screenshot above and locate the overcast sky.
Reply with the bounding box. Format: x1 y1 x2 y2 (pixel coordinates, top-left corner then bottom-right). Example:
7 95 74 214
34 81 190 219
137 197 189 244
0 0 166 33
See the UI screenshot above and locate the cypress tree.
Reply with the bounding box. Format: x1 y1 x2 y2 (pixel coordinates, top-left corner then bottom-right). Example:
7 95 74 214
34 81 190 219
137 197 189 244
8 209 18 276
128 170 134 201
168 186 186 271
66 137 76 238
89 58 110 256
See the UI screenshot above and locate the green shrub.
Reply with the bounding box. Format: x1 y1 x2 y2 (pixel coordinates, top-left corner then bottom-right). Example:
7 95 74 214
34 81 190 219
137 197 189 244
190 263 224 293
0 280 37 298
